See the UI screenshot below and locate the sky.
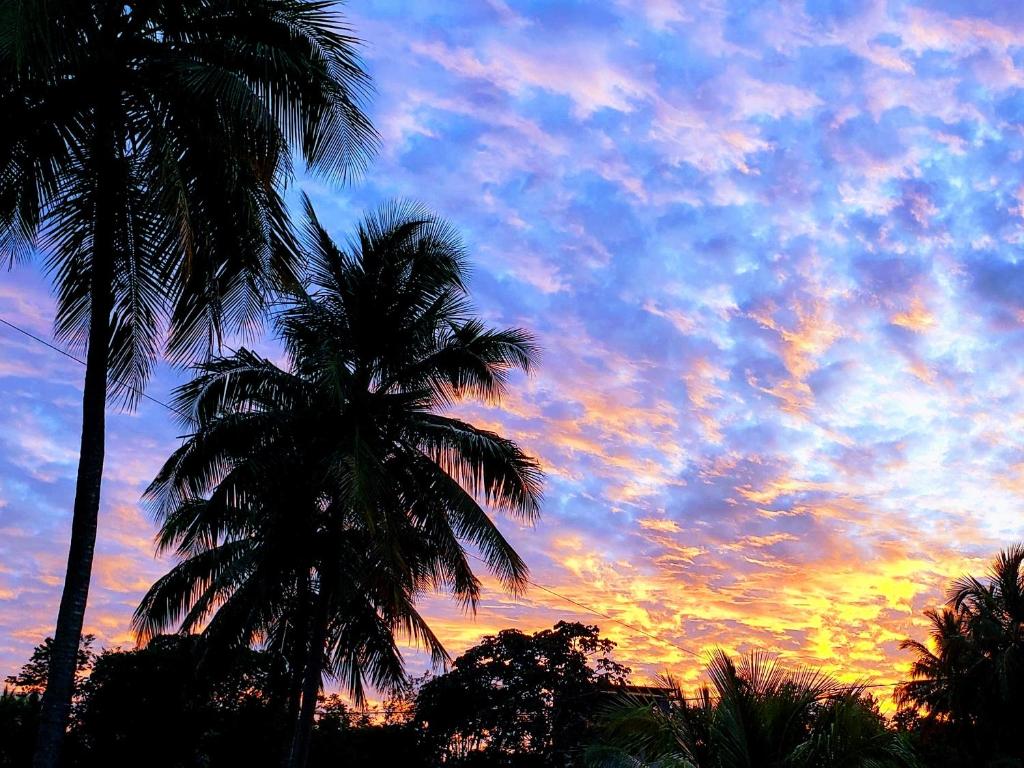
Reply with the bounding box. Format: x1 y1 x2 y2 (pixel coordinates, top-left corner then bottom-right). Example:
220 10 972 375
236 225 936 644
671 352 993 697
5 0 1024 700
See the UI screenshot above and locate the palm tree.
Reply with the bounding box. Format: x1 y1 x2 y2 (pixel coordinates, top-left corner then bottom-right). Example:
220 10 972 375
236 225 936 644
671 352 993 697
132 198 543 768
590 651 917 768
895 608 979 729
0 2 376 764
897 544 1024 761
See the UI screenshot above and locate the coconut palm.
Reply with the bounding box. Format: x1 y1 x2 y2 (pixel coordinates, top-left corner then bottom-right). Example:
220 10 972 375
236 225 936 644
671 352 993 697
948 544 1024 656
590 651 917 768
897 545 1024 762
133 198 543 768
895 608 979 729
0 2 375 763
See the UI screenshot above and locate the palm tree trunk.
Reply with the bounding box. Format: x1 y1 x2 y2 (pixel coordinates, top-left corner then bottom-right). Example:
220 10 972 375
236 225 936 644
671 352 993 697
281 660 304 766
286 589 328 768
279 581 310 768
33 102 116 768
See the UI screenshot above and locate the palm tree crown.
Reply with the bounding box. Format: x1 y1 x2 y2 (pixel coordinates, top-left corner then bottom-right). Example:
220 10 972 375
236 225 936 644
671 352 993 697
897 544 1024 762
134 198 543 768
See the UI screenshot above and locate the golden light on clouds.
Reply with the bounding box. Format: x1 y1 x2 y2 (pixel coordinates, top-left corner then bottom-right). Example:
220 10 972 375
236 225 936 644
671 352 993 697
5 0 1024 721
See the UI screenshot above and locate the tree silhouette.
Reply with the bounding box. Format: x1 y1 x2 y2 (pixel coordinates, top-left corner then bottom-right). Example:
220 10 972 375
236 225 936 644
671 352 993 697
76 636 289 768
415 621 630 767
312 687 425 768
0 2 376 764
4 636 96 696
0 689 41 768
133 198 543 768
897 544 1024 764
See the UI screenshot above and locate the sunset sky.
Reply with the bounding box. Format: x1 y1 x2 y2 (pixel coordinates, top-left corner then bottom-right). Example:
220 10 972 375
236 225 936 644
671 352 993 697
4 0 1024 699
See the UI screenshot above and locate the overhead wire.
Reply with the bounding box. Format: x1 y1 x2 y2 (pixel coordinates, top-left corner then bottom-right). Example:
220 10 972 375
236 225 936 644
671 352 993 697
0 316 188 417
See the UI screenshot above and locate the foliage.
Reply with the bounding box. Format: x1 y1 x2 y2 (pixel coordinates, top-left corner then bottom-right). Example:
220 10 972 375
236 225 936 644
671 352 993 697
891 710 977 768
896 544 1024 766
588 650 917 768
0 635 290 767
1 636 96 767
415 621 630 766
132 198 543 766
311 690 426 768
0 689 41 768
73 635 289 767
0 0 377 376
4 636 96 696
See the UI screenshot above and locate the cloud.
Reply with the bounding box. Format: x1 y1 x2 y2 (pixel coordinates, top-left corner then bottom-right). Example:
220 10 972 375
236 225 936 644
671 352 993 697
5 0 1024 707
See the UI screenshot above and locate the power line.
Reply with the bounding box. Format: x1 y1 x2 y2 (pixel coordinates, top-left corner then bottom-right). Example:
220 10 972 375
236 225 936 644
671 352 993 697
0 313 909 697
0 316 187 417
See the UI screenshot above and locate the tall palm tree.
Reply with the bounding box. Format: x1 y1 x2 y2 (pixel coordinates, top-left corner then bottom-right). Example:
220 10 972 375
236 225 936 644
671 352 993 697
133 198 543 768
0 3 376 764
590 651 917 768
897 544 1024 761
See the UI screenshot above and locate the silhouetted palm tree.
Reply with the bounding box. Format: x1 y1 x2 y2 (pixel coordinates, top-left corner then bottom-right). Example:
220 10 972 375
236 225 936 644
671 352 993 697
591 651 917 768
896 608 978 728
897 544 1024 761
0 2 375 764
133 198 543 768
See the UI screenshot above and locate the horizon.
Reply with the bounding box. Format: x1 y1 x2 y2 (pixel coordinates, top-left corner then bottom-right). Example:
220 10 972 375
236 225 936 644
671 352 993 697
4 0 1024 701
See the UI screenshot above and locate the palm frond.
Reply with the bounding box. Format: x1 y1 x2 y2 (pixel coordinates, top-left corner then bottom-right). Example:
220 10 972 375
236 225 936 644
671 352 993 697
411 412 543 520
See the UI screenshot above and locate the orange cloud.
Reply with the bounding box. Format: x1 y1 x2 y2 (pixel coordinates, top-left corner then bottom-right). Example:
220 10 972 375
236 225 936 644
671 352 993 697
891 298 936 332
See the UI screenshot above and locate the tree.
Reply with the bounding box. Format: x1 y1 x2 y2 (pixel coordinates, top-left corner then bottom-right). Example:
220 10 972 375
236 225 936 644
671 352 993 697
2 637 95 768
74 635 289 768
896 544 1024 764
310 690 426 768
0 2 376 764
415 622 630 767
133 198 543 768
590 651 917 768
4 636 96 696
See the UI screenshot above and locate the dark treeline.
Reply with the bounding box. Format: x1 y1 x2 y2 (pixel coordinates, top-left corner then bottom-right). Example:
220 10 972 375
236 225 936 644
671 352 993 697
1 622 622 768
4 546 1024 767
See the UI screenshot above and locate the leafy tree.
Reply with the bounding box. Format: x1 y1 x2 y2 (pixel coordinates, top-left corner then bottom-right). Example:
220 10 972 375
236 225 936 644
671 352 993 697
0 2 376 763
590 650 917 768
1 637 95 768
892 708 974 768
133 198 543 768
4 636 96 696
415 621 630 767
897 544 1024 765
310 692 425 768
74 635 289 768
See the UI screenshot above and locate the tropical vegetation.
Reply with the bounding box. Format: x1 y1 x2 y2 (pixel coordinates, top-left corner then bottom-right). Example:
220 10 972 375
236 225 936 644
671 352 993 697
588 651 917 768
12 569 1024 768
5 544 1024 768
0 1 376 764
131 198 543 767
415 621 630 766
1 623 623 767
895 545 1024 767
